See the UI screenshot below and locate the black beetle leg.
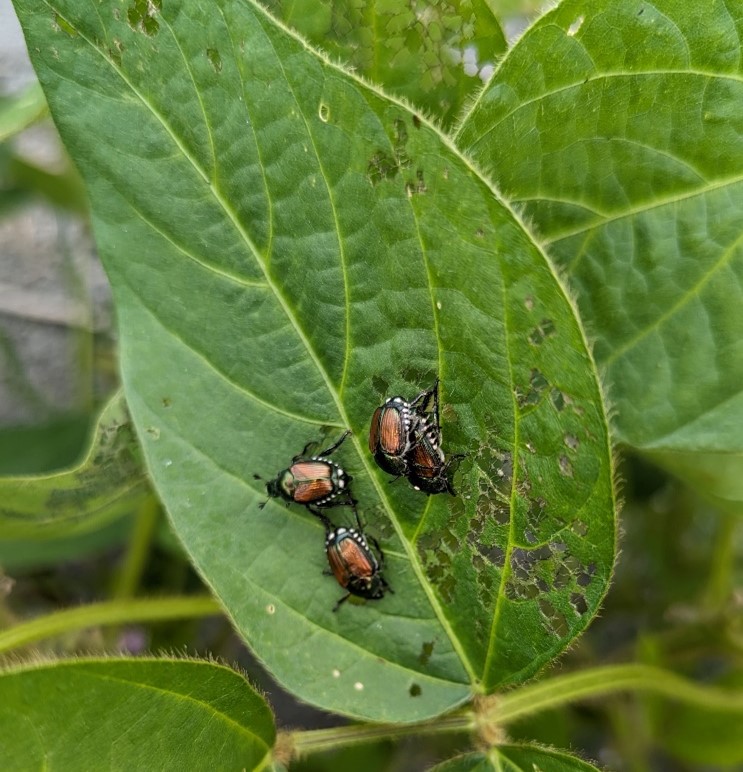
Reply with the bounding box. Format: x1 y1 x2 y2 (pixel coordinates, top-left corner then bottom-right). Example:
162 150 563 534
369 535 385 566
258 500 268 510
308 506 334 531
381 575 394 594
293 440 318 462
317 429 351 457
333 592 351 612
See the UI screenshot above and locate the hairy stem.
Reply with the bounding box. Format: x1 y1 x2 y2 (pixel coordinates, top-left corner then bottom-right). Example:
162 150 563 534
491 664 743 724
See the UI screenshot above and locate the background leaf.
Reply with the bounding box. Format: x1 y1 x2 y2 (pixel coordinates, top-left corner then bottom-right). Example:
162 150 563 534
0 391 149 539
0 658 275 769
0 81 47 142
429 745 601 771
455 0 743 510
262 0 507 128
14 0 614 721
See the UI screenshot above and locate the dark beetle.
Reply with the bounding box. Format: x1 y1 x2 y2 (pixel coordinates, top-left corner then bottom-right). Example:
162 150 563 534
369 380 440 478
256 431 356 516
406 426 464 495
321 516 392 611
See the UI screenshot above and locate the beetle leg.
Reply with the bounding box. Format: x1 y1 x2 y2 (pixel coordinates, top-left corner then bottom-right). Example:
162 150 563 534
333 592 351 612
308 506 334 532
381 575 394 594
369 535 385 566
317 429 351 457
293 440 318 462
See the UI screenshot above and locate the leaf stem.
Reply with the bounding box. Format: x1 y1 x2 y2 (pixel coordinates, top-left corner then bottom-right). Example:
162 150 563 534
111 496 160 601
288 713 474 756
0 596 221 655
704 511 737 611
491 664 743 724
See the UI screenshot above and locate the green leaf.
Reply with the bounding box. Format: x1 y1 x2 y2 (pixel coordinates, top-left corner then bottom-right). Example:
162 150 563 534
0 82 47 142
0 515 132 571
262 0 507 128
0 391 150 539
455 0 743 508
429 745 600 771
0 658 275 769
13 0 615 721
0 414 92 475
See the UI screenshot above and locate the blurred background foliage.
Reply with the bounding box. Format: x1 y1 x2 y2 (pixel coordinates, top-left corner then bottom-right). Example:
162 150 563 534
0 0 740 769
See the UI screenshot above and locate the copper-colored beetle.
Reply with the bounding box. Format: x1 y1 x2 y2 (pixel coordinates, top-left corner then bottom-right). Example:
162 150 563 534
369 380 440 478
256 431 356 517
323 521 391 611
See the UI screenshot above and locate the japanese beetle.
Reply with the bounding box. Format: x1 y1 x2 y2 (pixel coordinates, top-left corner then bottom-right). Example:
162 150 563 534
369 380 441 478
406 426 464 495
321 517 392 611
255 431 356 516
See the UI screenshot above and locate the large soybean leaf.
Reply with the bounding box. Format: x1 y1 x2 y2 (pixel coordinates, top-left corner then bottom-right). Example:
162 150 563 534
455 0 743 510
263 0 507 129
0 658 274 769
0 391 149 539
429 746 601 772
14 0 615 721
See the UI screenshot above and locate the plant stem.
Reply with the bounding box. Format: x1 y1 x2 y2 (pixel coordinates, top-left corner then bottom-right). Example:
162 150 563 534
0 596 221 654
705 511 737 611
492 663 743 724
289 713 474 756
111 497 160 601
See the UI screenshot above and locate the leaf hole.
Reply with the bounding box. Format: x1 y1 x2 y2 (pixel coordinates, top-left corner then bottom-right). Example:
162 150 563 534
54 13 78 36
206 48 222 73
564 434 579 451
567 15 584 36
418 641 435 665
558 454 573 477
570 593 588 615
528 318 556 346
318 102 330 122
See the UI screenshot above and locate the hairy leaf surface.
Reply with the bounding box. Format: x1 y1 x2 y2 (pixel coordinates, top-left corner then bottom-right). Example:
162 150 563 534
263 0 507 128
456 0 743 508
0 659 274 769
13 0 615 720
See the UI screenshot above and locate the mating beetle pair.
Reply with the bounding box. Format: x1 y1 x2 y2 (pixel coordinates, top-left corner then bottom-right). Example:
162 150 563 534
369 380 462 495
257 431 390 610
